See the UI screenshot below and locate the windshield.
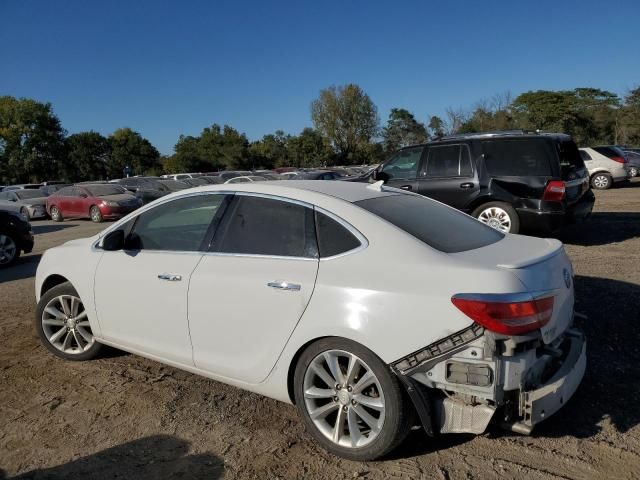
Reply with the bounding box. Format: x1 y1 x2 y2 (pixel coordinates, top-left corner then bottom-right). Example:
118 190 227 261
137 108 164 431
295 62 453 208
355 194 503 253
85 185 126 196
15 190 46 200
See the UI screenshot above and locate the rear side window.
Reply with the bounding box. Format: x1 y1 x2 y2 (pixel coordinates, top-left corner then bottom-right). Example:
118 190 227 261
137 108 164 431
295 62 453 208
315 211 361 257
579 150 592 161
213 196 317 258
355 194 503 253
424 144 472 177
481 139 553 176
593 146 624 158
56 187 75 196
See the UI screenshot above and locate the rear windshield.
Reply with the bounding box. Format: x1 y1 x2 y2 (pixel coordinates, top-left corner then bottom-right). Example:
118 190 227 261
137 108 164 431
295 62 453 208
85 185 126 196
355 194 503 253
481 138 553 176
594 146 624 158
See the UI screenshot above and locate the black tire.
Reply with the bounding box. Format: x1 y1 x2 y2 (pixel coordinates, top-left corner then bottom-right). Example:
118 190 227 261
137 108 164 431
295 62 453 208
591 172 612 190
629 167 638 178
35 282 103 361
293 337 413 461
471 201 520 234
49 206 63 222
20 207 31 221
0 230 20 268
89 205 103 223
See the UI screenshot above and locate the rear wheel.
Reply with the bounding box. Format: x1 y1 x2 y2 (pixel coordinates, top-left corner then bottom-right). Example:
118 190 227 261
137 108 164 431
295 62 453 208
90 205 103 223
591 172 612 190
629 166 638 178
50 206 63 222
472 202 520 234
0 232 19 267
35 282 102 361
293 338 413 461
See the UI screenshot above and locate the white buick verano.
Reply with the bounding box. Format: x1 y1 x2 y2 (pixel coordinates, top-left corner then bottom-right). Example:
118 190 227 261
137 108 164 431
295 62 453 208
35 181 586 460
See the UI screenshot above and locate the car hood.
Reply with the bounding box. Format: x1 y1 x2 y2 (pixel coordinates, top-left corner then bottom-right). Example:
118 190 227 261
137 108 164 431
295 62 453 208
19 197 47 206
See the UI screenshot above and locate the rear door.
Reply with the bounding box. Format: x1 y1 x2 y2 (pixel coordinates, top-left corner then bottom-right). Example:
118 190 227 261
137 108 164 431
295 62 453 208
377 146 424 192
417 143 479 210
188 194 319 383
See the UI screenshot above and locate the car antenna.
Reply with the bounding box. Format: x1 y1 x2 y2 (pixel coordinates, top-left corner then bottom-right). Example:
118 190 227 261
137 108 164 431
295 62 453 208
367 180 385 191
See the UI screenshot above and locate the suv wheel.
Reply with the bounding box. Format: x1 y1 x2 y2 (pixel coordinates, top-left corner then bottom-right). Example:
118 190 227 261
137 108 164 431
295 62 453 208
293 338 413 461
629 167 638 178
591 173 612 190
0 232 19 267
472 202 520 234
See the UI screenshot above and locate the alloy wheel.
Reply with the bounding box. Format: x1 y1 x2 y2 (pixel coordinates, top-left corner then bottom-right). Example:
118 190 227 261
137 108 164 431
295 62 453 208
0 234 17 265
41 294 95 354
303 349 385 448
50 207 61 221
630 167 638 178
477 207 512 233
593 175 609 189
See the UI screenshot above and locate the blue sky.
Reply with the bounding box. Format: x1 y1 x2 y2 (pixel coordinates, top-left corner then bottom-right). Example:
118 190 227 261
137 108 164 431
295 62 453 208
2 0 639 154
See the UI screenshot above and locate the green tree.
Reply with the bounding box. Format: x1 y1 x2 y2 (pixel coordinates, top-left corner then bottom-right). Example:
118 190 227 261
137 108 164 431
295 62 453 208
382 108 428 153
65 131 111 181
0 96 67 183
427 115 445 137
619 86 640 145
198 124 249 170
287 128 333 167
249 130 290 169
108 128 160 177
311 84 379 163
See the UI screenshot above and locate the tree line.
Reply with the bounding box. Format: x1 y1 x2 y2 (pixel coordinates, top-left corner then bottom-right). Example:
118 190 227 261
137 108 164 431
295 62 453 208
1 84 638 183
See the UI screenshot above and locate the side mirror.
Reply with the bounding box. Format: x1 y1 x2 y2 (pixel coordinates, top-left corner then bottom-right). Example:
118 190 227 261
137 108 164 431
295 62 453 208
102 229 124 251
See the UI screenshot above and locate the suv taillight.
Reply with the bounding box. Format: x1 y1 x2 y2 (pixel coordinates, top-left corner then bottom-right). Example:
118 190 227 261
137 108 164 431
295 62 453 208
611 156 626 164
451 295 554 336
543 180 566 202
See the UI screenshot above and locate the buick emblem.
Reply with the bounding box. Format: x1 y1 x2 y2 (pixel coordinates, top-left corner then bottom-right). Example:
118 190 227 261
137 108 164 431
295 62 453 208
563 269 571 288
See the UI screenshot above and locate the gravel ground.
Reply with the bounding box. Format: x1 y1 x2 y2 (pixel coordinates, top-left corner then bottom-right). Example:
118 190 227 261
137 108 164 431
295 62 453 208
1 180 639 479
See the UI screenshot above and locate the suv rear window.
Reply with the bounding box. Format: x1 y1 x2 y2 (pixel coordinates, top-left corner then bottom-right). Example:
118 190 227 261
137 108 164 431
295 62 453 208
593 146 624 158
481 138 553 176
355 194 503 253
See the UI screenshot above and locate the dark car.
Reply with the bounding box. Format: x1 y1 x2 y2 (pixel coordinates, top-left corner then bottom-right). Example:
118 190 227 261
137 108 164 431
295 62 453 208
300 170 343 180
116 177 169 204
0 210 34 267
363 130 594 234
46 184 142 223
623 151 640 177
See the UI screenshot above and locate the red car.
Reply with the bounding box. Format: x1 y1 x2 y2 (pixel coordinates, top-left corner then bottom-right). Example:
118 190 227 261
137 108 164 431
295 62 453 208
46 184 142 223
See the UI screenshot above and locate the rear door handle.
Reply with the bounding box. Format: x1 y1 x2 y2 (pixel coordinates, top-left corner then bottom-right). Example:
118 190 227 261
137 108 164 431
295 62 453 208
460 182 474 189
267 281 301 291
158 273 182 281
400 185 412 190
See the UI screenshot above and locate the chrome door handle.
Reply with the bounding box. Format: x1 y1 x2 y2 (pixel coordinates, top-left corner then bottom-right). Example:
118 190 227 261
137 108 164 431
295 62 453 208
267 281 301 291
400 185 412 190
158 273 182 281
460 182 474 189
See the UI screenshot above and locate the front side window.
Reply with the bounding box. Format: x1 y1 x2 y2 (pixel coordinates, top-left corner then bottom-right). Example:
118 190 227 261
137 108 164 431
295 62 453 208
380 147 424 181
212 195 317 258
127 194 227 251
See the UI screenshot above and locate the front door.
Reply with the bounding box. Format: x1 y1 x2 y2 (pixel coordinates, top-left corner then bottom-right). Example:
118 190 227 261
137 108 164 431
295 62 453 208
93 193 227 365
417 143 479 210
188 194 319 383
377 146 424 192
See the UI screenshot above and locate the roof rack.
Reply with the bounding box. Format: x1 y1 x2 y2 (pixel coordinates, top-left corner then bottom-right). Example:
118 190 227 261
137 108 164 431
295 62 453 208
435 129 543 141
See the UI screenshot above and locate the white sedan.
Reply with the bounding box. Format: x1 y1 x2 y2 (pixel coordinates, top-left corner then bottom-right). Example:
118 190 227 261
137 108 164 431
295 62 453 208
34 181 586 460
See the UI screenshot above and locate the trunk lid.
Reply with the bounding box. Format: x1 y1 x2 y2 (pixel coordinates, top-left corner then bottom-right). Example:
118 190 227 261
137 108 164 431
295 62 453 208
452 234 574 344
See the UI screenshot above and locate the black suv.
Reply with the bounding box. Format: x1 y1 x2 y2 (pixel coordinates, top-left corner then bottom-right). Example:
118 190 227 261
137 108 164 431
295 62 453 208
364 131 595 234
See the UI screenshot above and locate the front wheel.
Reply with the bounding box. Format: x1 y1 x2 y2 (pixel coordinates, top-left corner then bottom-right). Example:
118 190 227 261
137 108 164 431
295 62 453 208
472 201 520 234
0 232 19 267
591 173 612 190
35 282 103 361
50 206 63 222
90 205 103 223
20 207 31 221
293 338 413 461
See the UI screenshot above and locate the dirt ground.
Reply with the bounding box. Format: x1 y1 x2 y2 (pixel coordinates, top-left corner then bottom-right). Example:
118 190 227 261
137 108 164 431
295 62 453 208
1 180 640 479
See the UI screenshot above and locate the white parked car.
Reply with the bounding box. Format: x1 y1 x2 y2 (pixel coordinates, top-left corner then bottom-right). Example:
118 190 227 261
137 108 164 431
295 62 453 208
579 147 630 189
34 181 586 460
161 173 202 181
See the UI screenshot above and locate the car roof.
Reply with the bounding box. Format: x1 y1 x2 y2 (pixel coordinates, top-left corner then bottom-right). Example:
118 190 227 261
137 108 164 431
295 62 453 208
185 180 400 203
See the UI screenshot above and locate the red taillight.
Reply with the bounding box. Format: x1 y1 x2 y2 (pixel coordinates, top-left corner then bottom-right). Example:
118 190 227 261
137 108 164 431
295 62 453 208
543 180 566 202
451 296 554 335
611 156 626 164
